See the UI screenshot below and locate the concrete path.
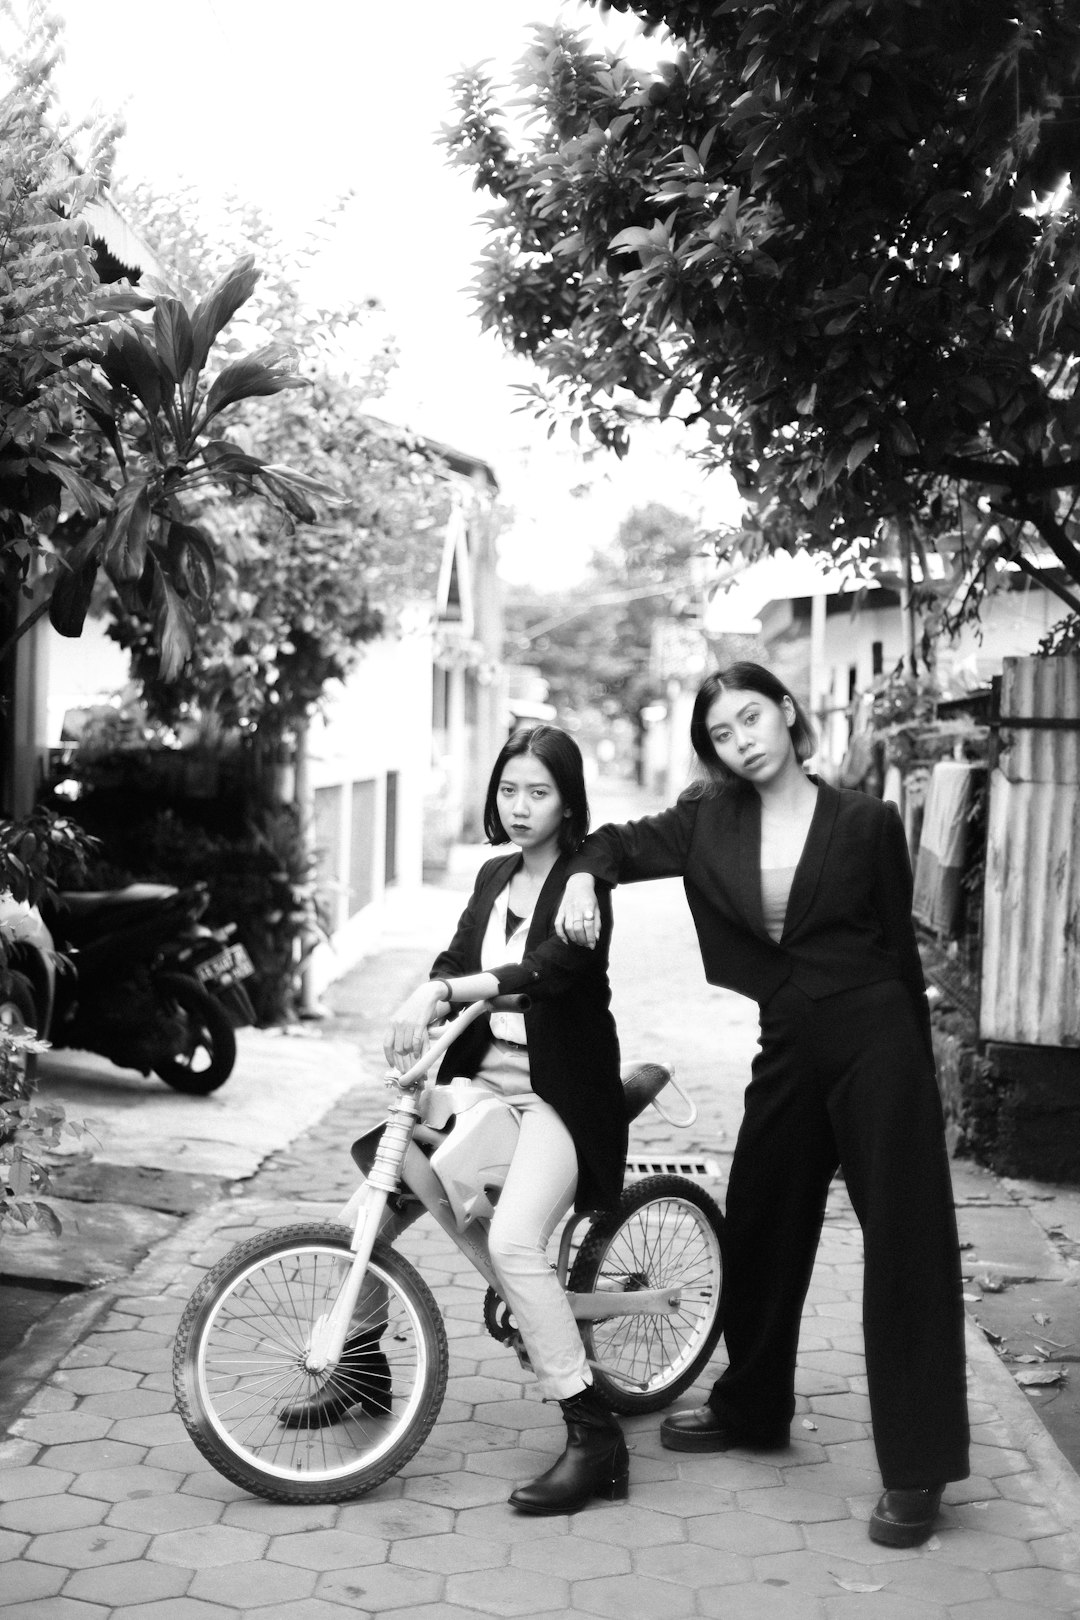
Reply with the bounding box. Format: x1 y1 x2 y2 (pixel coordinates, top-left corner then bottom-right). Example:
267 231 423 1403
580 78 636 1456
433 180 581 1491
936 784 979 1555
3 792 1080 1617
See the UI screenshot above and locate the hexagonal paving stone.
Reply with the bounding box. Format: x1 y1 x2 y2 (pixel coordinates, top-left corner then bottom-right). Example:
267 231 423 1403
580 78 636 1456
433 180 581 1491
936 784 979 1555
109 1601 237 1619
147 1523 268 1567
220 1500 336 1534
698 1576 828 1618
53 1366 142 1396
107 1495 224 1534
316 1561 443 1610
70 1464 186 1503
953 1497 1063 1539
267 1528 387 1570
241 1604 353 1620
336 1498 454 1540
38 1439 147 1474
190 1557 318 1607
510 1533 629 1579
78 1387 177 1418
1 1558 66 1604
635 1541 753 1587
447 1565 569 1616
391 1530 507 1574
625 1480 734 1519
0 1494 109 1534
567 1502 684 1549
404 1469 513 1510
0 1466 75 1501
108 1414 189 1448
752 1547 887 1595
993 1565 1080 1610
572 1570 699 1620
688 1509 805 1557
65 1559 191 1606
821 1595 948 1619
738 1485 850 1525
29 1523 150 1568
875 1556 995 1605
454 1501 559 1544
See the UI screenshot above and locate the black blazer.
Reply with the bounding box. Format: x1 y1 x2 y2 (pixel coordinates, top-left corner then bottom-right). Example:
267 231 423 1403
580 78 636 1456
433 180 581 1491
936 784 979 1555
430 851 626 1213
569 780 933 1055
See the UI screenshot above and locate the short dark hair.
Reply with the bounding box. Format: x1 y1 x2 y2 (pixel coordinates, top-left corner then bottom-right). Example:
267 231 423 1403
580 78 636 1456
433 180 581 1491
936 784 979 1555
688 662 816 793
483 725 590 853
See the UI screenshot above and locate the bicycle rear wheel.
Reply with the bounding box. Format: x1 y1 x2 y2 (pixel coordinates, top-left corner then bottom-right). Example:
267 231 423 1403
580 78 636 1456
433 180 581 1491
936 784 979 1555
173 1223 448 1503
569 1175 726 1415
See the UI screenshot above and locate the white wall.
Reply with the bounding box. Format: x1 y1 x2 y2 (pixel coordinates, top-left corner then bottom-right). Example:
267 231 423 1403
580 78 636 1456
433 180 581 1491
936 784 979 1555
304 621 434 993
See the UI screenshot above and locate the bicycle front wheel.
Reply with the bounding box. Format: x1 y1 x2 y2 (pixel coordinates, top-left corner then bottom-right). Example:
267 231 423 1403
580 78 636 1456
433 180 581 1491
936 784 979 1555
173 1223 448 1503
569 1175 726 1415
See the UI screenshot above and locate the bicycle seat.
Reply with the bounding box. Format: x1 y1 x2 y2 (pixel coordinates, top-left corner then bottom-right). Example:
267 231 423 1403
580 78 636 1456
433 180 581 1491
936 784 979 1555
621 1062 672 1121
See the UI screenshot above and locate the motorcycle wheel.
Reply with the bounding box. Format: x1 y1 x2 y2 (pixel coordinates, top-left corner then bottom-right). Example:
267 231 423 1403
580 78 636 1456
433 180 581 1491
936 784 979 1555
0 971 40 1103
151 972 236 1094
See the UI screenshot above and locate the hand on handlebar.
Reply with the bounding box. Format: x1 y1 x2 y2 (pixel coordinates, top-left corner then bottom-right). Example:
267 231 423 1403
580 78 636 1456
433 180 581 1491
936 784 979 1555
554 873 600 948
384 981 450 1073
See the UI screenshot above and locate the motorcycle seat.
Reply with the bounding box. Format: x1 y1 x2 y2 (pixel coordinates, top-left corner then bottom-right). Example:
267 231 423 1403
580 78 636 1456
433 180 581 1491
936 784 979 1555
59 883 179 920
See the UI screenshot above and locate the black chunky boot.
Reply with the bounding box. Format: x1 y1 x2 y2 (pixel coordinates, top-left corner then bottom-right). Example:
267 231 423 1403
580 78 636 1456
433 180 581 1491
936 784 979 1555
278 1328 391 1428
509 1386 629 1514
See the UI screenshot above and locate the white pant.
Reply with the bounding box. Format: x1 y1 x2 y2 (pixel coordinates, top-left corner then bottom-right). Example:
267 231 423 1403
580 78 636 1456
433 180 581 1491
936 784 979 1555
474 1041 590 1401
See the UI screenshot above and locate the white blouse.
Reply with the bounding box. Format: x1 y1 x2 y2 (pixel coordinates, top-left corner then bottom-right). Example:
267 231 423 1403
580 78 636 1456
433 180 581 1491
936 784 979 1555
481 882 530 1044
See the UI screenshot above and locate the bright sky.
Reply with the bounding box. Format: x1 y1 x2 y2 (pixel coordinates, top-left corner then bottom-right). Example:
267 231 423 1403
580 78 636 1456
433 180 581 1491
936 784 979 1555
40 0 741 587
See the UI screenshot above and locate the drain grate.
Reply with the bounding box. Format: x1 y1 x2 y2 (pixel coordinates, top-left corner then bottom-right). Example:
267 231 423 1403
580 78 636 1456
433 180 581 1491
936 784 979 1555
625 1157 722 1180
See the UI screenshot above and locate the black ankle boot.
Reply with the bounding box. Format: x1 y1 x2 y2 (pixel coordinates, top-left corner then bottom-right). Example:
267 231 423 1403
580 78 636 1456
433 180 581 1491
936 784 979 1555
278 1328 391 1428
509 1386 629 1514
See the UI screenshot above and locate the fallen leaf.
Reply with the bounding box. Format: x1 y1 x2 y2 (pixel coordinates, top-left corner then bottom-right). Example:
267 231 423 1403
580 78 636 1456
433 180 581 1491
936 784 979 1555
981 1326 1005 1346
1012 1354 1042 1363
801 1418 818 1430
981 1275 1005 1293
1015 1367 1067 1387
1033 1312 1052 1326
833 1578 885 1593
963 1292 982 1303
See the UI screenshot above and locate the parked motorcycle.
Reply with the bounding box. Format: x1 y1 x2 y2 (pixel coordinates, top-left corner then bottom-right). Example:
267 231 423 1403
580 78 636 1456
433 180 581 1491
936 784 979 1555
2 881 255 1095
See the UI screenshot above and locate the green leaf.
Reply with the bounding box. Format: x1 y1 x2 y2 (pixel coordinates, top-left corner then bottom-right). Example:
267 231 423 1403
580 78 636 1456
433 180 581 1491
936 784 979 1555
148 558 196 682
101 480 152 582
203 347 305 424
189 256 260 373
98 327 166 415
50 462 104 520
153 297 195 384
846 434 877 472
165 519 216 607
48 531 102 638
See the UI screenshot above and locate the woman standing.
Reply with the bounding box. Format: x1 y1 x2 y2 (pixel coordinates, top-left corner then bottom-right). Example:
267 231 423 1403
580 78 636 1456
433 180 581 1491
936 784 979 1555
556 664 969 1548
386 724 629 1516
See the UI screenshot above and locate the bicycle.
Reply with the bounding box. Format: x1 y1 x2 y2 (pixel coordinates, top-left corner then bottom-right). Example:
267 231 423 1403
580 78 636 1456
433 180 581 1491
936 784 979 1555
172 995 726 1504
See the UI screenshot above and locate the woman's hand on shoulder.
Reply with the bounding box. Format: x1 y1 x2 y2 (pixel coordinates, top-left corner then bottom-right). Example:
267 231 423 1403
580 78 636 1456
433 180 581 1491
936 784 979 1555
383 981 450 1073
554 873 600 948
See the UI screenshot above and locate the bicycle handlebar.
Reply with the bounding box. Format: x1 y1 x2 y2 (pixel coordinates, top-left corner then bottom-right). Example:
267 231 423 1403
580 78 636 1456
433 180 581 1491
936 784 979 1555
390 994 531 1088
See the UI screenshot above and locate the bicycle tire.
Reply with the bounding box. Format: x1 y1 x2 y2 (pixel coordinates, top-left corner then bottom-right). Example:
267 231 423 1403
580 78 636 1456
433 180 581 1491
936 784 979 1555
569 1175 726 1415
172 1223 448 1503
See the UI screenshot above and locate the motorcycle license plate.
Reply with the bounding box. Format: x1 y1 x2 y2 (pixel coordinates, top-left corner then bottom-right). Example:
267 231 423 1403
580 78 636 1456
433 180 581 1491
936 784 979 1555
195 943 254 987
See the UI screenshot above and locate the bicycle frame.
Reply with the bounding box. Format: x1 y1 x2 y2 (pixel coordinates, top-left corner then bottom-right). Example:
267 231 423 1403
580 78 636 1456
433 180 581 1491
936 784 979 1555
305 998 684 1382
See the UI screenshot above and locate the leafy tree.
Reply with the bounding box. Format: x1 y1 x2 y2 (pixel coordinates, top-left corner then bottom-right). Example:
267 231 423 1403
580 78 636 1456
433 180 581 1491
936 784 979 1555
102 184 451 748
508 501 702 719
0 9 336 683
445 2 1080 656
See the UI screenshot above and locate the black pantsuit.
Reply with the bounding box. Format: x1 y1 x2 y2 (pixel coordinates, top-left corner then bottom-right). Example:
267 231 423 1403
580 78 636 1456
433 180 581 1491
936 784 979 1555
714 980 968 1487
569 778 971 1489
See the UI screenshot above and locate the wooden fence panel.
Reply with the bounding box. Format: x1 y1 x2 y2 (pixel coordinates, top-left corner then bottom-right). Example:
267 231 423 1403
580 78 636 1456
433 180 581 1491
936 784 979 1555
980 655 1080 1047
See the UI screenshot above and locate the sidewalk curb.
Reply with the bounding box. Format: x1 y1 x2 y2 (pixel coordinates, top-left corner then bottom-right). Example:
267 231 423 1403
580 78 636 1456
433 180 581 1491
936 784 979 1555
964 1309 1080 1513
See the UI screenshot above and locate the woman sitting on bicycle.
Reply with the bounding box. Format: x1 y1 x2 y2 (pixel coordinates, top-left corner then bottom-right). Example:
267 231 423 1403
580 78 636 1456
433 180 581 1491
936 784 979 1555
385 723 629 1516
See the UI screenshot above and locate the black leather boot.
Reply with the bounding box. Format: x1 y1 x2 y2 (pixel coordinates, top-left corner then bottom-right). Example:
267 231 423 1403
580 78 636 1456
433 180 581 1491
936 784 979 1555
509 1386 629 1514
278 1328 391 1428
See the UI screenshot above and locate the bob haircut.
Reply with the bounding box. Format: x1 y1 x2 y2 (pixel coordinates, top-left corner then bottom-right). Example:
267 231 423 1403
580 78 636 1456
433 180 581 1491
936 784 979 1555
688 663 817 795
482 724 590 854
